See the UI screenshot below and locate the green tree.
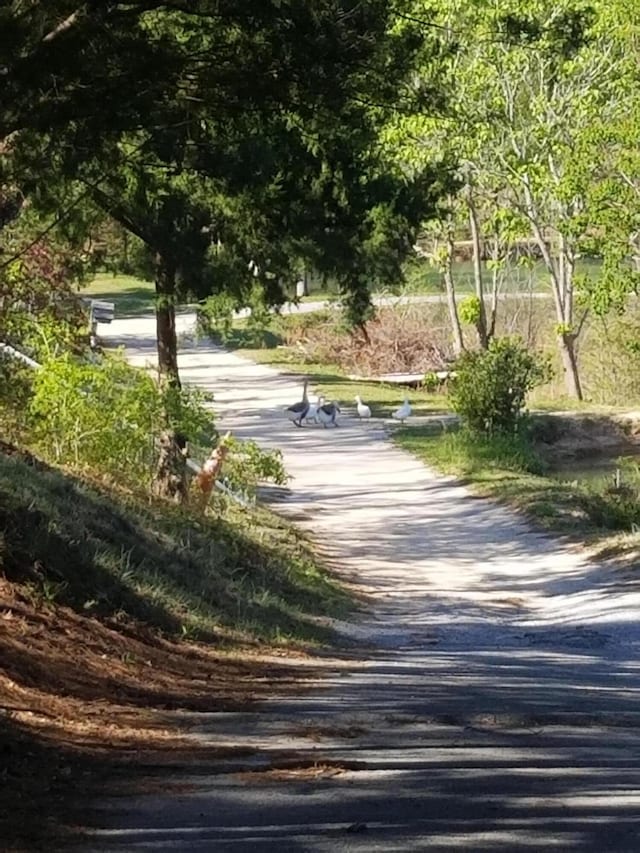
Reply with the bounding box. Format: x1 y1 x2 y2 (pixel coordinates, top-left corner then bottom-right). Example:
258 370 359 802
391 0 634 397
2 3 448 499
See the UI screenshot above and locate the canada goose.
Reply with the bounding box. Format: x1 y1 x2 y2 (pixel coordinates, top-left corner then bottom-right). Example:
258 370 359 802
317 399 340 428
355 395 371 421
392 397 412 424
285 379 310 427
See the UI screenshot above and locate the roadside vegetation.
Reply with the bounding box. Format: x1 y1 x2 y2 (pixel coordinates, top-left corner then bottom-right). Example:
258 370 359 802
396 428 640 544
0 334 351 848
0 445 348 646
394 339 640 560
0 435 345 846
0 229 350 850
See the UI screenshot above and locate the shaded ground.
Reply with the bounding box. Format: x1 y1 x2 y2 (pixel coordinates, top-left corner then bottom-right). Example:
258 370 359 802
0 439 346 849
0 571 322 851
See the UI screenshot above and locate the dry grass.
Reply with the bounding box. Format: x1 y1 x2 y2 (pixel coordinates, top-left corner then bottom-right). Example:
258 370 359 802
274 304 452 376
0 571 321 849
231 295 640 411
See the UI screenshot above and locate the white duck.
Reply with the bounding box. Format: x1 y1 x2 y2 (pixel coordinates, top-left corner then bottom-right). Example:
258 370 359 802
355 395 371 422
392 396 412 424
285 379 310 427
317 399 340 428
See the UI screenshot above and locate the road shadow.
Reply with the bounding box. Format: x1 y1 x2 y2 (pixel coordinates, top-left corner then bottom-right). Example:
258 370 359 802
79 622 640 851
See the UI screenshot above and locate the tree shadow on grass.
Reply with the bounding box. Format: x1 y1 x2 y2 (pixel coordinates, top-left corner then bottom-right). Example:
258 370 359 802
0 447 347 651
87 285 156 318
0 448 347 849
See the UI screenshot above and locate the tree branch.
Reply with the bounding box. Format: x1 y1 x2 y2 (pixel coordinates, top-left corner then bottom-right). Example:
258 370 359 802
86 184 153 246
42 6 87 44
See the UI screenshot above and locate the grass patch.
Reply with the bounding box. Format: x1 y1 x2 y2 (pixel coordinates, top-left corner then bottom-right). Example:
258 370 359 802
529 395 629 415
395 426 640 540
82 273 156 316
0 445 351 646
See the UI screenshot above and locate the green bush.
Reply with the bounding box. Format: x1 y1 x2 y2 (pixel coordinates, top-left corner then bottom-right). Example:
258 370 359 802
196 291 236 341
0 354 35 437
29 354 214 486
27 354 287 501
422 371 441 392
197 284 274 348
221 436 288 500
450 336 552 435
458 295 482 327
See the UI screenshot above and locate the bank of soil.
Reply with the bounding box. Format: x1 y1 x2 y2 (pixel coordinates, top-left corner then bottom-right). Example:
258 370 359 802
532 411 640 467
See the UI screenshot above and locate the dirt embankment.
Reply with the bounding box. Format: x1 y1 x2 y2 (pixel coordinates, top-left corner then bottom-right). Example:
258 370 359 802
0 575 311 850
531 412 640 465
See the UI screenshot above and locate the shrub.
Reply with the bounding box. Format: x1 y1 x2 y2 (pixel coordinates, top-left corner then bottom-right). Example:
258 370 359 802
0 233 90 360
0 353 35 438
422 371 441 392
196 291 236 341
449 336 552 435
458 295 482 327
29 354 215 486
197 285 274 348
220 436 288 500
27 354 287 501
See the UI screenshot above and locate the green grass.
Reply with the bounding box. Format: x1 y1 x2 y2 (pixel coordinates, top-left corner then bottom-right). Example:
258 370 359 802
0 448 352 646
529 394 631 415
82 273 156 316
395 426 640 543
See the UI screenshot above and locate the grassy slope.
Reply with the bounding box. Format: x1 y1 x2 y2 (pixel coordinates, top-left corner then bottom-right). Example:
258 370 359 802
0 441 352 847
0 445 350 646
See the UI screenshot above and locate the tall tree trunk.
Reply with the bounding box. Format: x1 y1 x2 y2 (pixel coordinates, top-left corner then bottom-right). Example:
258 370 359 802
527 220 584 400
557 331 583 400
153 251 188 502
487 235 502 340
444 232 464 356
468 195 488 348
155 251 180 388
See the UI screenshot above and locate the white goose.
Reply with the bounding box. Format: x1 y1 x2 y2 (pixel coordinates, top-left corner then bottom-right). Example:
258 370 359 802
317 399 340 428
285 379 310 427
305 394 322 425
355 395 371 422
392 396 412 424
